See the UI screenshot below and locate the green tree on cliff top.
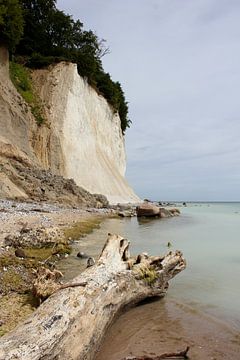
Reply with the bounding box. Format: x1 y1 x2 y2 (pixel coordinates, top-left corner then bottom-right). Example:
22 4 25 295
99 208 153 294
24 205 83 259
0 0 24 50
0 0 130 133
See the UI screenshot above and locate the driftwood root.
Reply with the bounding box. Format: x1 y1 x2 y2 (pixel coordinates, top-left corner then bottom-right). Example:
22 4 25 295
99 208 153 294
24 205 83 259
32 267 87 303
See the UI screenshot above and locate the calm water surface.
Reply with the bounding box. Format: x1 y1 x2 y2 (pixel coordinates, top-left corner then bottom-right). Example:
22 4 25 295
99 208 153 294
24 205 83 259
60 202 240 331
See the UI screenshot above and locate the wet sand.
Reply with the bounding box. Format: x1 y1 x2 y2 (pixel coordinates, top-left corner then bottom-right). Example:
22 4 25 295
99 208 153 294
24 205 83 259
96 296 240 360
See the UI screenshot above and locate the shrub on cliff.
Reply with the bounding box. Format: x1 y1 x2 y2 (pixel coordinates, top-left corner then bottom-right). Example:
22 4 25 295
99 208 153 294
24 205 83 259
9 61 45 125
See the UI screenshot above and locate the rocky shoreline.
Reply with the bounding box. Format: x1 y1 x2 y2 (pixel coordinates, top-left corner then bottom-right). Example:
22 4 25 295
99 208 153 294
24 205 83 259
0 199 114 336
0 199 180 338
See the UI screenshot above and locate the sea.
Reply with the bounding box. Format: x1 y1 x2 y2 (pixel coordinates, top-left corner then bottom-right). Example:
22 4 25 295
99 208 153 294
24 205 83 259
59 202 240 359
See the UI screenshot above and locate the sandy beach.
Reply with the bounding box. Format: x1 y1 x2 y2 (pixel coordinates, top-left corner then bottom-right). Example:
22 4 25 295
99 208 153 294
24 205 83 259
96 297 240 360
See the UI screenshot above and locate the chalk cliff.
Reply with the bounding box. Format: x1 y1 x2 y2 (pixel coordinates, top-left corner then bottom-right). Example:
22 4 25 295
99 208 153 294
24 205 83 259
0 50 139 204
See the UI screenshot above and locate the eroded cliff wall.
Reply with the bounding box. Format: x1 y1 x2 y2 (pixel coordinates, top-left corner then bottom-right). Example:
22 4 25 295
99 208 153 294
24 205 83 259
0 46 38 165
32 62 139 204
0 52 139 204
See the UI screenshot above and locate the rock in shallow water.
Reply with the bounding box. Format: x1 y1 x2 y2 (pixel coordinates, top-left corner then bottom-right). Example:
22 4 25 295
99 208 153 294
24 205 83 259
136 203 160 217
77 251 89 259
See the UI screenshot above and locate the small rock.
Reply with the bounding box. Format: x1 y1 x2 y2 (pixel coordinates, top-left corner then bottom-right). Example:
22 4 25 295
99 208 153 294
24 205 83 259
15 248 26 258
87 257 95 267
77 251 88 259
20 226 31 234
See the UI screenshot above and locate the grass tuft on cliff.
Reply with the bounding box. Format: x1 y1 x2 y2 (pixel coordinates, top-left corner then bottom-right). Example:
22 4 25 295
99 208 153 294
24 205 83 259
9 61 45 126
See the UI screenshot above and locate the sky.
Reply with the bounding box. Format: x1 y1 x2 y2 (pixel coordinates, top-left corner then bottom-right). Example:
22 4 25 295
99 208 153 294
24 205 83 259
58 0 240 201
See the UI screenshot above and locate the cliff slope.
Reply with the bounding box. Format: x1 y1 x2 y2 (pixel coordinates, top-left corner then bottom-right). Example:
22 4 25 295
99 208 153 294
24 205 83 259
32 62 139 204
0 49 139 204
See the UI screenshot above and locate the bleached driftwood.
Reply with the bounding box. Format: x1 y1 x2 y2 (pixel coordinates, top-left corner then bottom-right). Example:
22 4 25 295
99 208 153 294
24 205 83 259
0 234 186 360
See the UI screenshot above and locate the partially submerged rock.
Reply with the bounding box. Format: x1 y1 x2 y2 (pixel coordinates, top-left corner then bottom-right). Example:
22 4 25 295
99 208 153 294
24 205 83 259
137 202 180 218
159 208 172 218
169 208 180 216
136 203 160 217
76 251 88 259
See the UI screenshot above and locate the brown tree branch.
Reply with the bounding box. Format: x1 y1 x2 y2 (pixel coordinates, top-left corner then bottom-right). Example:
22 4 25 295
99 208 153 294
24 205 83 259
123 346 190 360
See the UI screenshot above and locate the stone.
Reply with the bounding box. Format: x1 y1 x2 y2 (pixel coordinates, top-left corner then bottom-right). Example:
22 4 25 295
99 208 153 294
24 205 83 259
136 203 160 217
15 248 26 258
169 208 180 216
87 257 95 267
77 252 88 259
159 208 172 218
118 210 135 217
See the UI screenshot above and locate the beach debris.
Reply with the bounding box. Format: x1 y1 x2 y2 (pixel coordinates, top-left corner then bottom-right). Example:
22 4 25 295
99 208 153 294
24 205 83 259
32 267 88 303
0 234 186 359
123 346 190 359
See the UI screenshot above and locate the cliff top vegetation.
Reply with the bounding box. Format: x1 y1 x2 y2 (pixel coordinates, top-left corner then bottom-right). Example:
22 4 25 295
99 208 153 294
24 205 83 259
0 0 131 133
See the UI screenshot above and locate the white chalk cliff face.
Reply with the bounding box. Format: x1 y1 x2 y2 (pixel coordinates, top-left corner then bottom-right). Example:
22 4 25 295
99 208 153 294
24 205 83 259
33 63 140 204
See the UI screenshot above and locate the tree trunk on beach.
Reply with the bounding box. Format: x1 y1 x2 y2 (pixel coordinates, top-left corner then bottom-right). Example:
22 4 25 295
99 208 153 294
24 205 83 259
0 234 186 360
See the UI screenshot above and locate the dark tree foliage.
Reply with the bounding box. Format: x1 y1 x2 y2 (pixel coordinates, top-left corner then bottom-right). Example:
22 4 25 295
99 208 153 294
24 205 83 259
0 0 24 51
12 0 130 133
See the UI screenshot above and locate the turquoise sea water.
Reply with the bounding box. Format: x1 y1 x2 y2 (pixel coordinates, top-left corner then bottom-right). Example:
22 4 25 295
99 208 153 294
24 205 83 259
164 202 240 331
61 202 240 332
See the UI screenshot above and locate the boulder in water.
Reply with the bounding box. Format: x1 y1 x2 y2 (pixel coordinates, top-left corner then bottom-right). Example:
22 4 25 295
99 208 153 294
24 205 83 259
136 203 160 217
159 208 172 218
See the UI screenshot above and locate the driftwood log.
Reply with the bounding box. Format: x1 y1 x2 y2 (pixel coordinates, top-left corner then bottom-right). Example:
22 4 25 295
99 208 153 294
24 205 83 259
0 234 186 360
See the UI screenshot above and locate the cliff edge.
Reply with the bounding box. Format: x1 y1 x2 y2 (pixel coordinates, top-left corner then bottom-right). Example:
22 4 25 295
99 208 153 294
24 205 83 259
0 49 139 204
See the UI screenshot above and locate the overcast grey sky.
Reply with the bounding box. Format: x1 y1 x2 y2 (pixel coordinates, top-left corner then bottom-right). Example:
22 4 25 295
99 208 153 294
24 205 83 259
58 0 240 201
